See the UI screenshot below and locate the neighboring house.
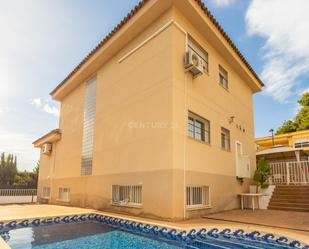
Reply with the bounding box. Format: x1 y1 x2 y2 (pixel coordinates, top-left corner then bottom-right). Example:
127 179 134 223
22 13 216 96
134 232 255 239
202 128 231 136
33 0 263 220
256 129 309 153
256 130 309 186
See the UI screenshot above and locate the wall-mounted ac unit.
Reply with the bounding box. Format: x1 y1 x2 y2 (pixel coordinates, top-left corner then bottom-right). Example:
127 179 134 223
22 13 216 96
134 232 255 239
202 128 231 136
42 143 52 155
184 48 204 77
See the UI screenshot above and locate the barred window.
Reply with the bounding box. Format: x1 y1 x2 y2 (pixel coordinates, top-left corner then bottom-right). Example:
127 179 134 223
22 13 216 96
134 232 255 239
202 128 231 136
221 127 230 151
112 185 142 207
219 65 228 89
42 187 50 199
188 112 210 143
58 188 70 201
186 186 210 209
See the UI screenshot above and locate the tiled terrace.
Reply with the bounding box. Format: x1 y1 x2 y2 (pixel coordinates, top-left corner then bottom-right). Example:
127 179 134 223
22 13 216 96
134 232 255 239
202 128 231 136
0 204 308 245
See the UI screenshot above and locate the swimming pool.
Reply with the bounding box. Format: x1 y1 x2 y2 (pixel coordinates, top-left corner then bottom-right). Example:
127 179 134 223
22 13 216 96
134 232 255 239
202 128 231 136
1 214 308 249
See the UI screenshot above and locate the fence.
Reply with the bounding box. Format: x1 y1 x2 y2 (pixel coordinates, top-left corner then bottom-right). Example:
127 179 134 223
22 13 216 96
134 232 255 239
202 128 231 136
0 189 37 204
269 161 309 185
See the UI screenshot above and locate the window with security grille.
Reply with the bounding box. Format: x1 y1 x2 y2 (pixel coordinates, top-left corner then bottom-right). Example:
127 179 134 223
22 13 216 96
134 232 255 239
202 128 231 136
112 185 142 207
42 187 50 199
58 188 70 201
186 185 210 209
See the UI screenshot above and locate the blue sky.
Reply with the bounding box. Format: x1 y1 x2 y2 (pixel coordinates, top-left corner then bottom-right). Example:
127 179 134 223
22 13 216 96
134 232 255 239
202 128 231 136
0 0 308 171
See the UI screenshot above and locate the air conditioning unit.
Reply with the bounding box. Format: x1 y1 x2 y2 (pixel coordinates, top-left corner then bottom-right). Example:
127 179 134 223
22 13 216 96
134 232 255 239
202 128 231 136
41 143 52 155
184 48 204 77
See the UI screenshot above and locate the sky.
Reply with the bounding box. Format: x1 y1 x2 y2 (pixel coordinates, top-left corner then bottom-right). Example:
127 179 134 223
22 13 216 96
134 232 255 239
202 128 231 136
0 0 308 171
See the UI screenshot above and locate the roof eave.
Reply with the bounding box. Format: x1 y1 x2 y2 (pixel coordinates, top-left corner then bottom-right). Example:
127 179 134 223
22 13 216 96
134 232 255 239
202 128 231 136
33 129 61 148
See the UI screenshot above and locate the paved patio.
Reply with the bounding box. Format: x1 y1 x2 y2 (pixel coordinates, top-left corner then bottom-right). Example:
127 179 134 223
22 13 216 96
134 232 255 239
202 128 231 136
0 204 308 244
204 209 309 232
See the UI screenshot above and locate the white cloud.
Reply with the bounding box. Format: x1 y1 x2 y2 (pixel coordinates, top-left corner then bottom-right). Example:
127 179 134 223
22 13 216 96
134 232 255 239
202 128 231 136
30 97 59 117
246 0 309 102
209 0 235 7
0 131 39 171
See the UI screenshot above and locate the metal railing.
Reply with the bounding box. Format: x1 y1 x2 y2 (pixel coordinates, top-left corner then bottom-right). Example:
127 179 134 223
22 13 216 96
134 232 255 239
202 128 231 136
269 161 309 185
0 189 37 196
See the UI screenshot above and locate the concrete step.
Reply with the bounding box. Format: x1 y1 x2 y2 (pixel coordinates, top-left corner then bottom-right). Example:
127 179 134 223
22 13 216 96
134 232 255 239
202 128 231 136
269 201 309 208
271 197 309 203
268 205 309 212
273 190 309 195
268 186 309 212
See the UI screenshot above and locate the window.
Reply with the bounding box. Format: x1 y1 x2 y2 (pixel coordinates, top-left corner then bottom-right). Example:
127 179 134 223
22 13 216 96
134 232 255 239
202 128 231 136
188 112 210 143
219 65 228 89
58 188 70 202
42 187 51 199
186 186 210 209
81 77 96 176
187 35 208 72
112 185 142 207
221 127 230 151
294 137 309 148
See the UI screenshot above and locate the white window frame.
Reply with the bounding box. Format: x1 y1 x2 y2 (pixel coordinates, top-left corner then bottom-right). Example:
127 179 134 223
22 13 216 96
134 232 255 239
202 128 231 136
294 137 309 148
42 187 51 199
186 185 211 210
58 187 70 202
188 112 210 143
219 65 228 89
111 184 142 208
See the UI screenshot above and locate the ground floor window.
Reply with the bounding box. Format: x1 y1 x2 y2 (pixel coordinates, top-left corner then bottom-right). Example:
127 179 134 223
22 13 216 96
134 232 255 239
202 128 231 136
186 185 210 209
58 187 70 202
42 187 51 199
112 185 142 207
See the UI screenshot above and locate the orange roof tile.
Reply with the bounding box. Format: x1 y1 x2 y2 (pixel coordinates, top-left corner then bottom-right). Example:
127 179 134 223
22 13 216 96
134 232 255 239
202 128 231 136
50 0 263 97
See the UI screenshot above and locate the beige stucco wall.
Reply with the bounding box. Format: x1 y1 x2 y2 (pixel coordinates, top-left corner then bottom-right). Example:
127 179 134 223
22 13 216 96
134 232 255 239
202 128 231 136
37 3 259 221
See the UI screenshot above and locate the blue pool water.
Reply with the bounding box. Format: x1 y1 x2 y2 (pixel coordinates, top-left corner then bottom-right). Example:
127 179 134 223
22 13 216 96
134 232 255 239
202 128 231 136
1 220 306 249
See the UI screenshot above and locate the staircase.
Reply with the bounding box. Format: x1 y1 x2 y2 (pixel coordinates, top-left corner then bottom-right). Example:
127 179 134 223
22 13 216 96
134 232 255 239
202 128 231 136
268 185 309 212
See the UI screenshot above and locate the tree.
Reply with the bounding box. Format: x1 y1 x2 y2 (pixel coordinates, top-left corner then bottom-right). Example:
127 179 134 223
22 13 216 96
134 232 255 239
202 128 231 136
0 152 17 187
253 157 271 193
0 153 39 189
276 92 309 134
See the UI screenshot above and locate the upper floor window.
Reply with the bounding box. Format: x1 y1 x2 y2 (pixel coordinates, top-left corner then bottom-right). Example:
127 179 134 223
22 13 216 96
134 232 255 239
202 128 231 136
294 137 309 148
188 35 209 73
221 127 230 151
188 112 210 143
219 65 228 89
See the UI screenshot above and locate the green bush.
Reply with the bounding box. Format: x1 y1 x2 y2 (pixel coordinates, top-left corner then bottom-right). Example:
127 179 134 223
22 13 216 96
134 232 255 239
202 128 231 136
253 157 271 193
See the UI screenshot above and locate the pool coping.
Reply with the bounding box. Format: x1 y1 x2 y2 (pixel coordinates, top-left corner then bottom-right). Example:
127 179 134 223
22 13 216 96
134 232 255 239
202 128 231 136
0 211 308 249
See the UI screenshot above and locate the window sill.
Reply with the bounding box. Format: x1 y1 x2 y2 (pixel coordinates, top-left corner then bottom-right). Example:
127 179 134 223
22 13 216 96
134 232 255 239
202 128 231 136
186 205 211 211
111 203 142 209
221 148 231 152
56 199 70 203
188 137 211 146
218 83 229 92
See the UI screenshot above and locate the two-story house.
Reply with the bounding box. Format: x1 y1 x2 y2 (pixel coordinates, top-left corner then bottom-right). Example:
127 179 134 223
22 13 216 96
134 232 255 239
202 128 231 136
33 0 263 220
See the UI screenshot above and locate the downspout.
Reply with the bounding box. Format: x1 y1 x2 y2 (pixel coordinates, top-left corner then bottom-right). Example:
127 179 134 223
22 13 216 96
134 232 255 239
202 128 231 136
183 32 189 220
